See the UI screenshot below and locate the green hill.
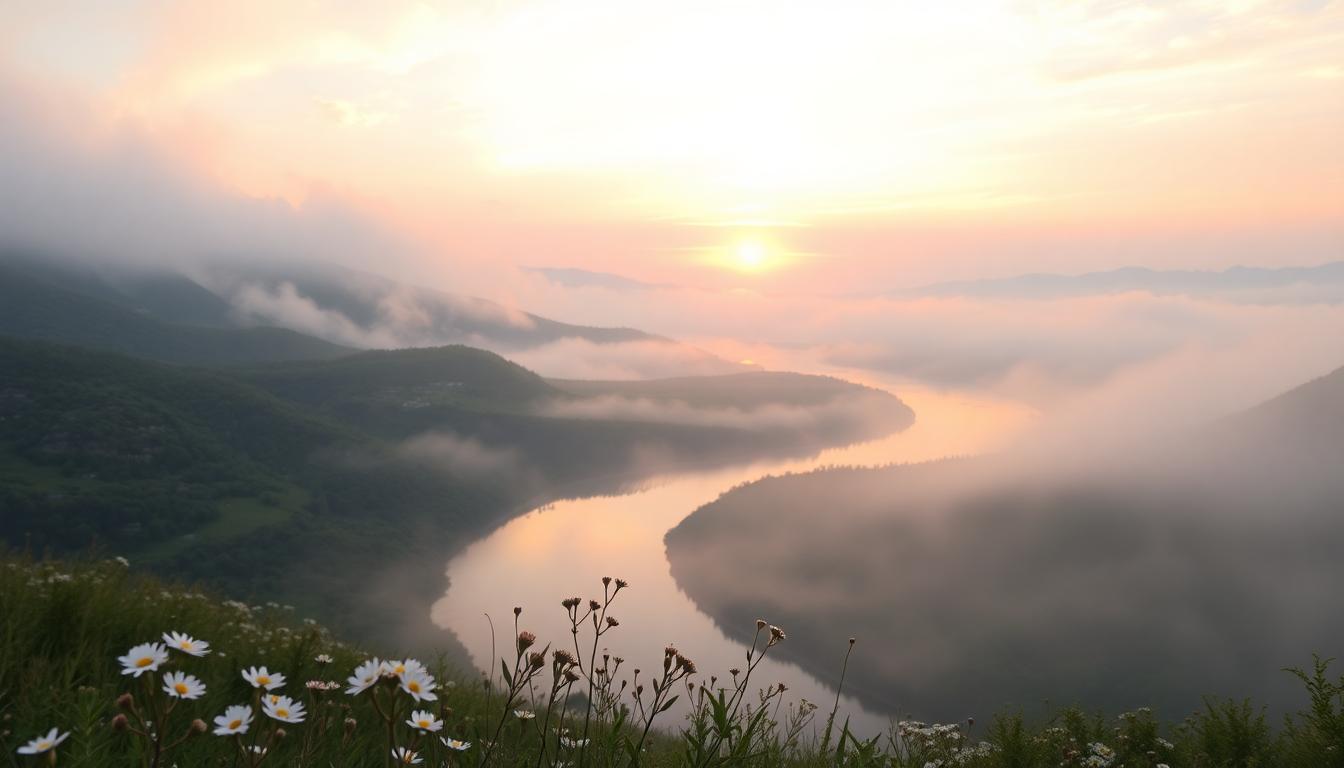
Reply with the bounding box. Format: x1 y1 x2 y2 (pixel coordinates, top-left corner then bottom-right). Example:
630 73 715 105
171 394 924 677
0 262 352 365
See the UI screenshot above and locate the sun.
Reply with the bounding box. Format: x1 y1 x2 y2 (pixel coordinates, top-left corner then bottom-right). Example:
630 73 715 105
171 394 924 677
734 240 768 271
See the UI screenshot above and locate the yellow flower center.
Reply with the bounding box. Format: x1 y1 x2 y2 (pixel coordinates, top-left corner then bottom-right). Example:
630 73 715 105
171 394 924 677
229 719 242 730
175 683 189 694
180 641 191 649
408 681 420 692
419 720 430 728
257 676 270 685
136 657 153 667
36 741 50 750
276 708 289 718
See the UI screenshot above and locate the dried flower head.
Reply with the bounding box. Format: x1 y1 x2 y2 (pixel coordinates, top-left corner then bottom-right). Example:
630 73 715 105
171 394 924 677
517 631 536 654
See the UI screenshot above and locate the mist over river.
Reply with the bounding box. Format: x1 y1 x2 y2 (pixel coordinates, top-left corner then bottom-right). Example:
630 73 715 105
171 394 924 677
430 380 1035 734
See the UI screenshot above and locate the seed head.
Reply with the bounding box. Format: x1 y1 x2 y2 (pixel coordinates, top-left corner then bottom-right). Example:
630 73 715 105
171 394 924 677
513 606 522 617
528 652 546 671
189 719 208 736
116 693 135 711
111 714 129 732
564 669 581 683
606 616 620 627
602 576 612 587
588 599 601 612
554 649 577 667
615 578 628 589
517 631 537 654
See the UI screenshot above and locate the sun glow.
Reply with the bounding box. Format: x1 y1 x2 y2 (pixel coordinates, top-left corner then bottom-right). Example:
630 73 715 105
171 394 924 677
735 240 768 271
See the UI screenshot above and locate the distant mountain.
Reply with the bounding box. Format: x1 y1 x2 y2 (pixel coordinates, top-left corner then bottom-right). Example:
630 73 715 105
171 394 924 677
907 261 1344 302
205 261 664 350
523 266 674 292
666 361 1344 721
0 253 674 360
0 260 352 365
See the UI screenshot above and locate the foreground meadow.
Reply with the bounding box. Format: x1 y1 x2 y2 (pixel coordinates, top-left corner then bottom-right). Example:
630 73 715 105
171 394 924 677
1 554 1341 767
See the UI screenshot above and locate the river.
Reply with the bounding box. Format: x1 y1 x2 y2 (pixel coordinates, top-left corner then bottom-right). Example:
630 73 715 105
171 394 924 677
430 378 1036 735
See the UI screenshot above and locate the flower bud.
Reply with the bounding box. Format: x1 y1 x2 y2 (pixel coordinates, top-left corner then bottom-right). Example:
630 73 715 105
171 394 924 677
189 719 207 736
116 693 135 711
111 714 129 732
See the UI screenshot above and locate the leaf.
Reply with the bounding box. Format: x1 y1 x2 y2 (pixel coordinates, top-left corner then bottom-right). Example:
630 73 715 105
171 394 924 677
500 659 513 688
659 694 680 713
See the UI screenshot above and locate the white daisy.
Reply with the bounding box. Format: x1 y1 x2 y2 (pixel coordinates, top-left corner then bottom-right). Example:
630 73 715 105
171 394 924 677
162 671 206 700
399 670 437 702
514 709 536 720
405 710 442 732
440 737 472 751
561 737 591 748
381 658 427 679
213 705 253 736
16 728 69 755
391 747 423 764
314 654 333 664
162 631 211 657
261 694 305 724
118 642 169 677
242 666 286 691
346 657 383 695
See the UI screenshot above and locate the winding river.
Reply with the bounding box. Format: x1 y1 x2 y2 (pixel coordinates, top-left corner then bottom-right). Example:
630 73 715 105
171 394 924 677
430 377 1035 734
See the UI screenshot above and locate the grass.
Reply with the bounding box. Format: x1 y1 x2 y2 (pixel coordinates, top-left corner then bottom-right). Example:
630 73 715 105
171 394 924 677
134 488 308 564
2 553 1342 768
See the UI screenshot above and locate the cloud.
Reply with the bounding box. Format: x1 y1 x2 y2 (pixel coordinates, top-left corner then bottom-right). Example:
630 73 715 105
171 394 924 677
537 390 893 432
507 338 741 380
0 73 417 272
397 431 524 479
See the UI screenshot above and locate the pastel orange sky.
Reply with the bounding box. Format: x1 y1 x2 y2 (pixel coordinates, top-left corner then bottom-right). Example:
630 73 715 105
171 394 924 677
2 0 1342 292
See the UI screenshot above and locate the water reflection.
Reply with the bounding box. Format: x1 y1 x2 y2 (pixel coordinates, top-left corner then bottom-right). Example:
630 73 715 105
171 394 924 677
430 382 1035 735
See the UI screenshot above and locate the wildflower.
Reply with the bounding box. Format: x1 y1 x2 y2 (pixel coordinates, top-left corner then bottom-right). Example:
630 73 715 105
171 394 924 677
213 705 253 736
114 556 130 567
162 671 206 700
242 666 286 691
441 737 472 751
392 747 423 764
118 643 169 677
262 695 305 724
381 658 426 679
517 631 537 654
399 670 438 702
162 631 211 657
16 728 69 755
314 654 333 664
405 710 442 732
347 658 383 695
513 709 536 720
561 737 590 748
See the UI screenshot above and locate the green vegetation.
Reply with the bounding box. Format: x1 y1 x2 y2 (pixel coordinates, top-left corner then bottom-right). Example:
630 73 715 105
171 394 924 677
0 261 352 366
0 335 913 654
3 555 1343 767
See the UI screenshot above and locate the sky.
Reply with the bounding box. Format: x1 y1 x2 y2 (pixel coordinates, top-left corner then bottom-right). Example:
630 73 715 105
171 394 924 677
2 0 1343 413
